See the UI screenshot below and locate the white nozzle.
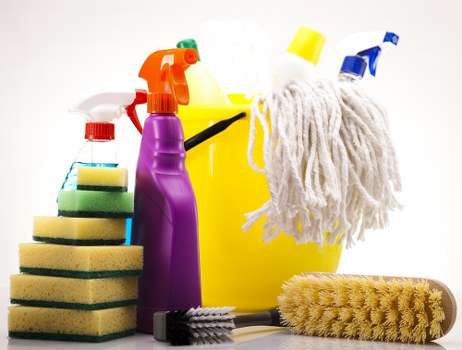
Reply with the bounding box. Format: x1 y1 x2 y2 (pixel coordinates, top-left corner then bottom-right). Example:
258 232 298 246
69 91 137 122
336 31 399 58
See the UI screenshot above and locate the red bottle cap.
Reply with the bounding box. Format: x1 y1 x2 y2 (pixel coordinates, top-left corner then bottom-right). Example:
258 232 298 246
85 122 115 140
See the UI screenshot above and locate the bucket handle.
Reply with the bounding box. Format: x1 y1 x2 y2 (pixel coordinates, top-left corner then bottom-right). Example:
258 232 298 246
184 112 246 151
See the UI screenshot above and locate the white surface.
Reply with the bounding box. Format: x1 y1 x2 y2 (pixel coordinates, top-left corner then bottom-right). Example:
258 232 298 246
1 0 462 343
1 285 462 349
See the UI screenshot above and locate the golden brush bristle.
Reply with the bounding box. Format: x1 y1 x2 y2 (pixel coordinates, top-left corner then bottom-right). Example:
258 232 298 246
278 273 456 343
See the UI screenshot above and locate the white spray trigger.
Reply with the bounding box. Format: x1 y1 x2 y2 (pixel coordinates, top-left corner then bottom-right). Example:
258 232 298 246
336 31 399 61
69 91 137 122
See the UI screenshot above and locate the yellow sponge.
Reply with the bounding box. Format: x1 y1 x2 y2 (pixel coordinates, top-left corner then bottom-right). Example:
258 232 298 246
9 305 136 342
19 243 143 278
10 274 137 310
33 216 126 245
77 167 128 192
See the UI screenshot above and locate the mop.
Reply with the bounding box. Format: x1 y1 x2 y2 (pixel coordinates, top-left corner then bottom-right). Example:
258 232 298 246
243 78 402 248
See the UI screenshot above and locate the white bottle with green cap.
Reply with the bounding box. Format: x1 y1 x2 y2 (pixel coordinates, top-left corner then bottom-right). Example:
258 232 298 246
273 26 325 87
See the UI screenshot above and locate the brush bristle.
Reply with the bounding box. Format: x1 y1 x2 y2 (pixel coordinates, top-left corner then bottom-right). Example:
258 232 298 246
163 307 236 345
278 274 445 343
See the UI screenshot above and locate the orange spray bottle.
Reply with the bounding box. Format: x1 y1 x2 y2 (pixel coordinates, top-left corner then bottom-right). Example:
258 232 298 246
130 48 201 333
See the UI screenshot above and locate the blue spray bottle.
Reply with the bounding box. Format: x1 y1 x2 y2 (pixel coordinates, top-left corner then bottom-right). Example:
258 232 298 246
60 91 146 244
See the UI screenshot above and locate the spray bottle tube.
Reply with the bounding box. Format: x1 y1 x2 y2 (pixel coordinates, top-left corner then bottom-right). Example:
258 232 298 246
131 48 201 333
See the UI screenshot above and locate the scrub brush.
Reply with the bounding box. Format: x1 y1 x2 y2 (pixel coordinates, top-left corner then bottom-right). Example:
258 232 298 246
153 273 457 345
153 307 281 345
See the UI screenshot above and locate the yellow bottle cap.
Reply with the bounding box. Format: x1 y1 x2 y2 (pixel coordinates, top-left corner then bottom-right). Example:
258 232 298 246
287 26 326 65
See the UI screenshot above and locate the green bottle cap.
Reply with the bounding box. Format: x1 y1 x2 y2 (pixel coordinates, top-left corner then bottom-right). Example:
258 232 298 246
177 38 201 61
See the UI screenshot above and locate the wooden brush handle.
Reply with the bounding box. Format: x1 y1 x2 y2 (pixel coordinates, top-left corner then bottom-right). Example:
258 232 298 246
426 278 457 339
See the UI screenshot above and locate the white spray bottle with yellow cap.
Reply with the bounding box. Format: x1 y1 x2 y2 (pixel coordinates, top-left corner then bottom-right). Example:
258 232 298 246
273 26 326 87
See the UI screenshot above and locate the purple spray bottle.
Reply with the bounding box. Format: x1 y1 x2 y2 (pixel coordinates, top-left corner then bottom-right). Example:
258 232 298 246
131 48 201 333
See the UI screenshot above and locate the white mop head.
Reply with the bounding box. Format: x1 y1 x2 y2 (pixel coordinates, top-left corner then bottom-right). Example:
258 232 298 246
243 79 402 248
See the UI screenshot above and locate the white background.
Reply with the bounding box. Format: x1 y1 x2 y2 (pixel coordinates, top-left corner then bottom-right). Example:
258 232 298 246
1 0 461 295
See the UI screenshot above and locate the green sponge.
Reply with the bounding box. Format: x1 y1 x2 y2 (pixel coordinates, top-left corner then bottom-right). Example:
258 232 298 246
9 305 136 342
19 243 143 278
10 274 137 310
33 216 126 245
57 190 133 218
77 167 128 192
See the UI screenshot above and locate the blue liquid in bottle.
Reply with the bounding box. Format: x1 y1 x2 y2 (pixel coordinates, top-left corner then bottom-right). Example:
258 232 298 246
60 162 117 191
60 162 132 244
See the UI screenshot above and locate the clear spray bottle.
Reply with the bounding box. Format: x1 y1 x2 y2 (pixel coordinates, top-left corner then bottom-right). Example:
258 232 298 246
60 91 146 243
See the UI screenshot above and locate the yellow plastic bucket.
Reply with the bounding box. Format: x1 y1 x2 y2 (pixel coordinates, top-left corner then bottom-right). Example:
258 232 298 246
179 104 342 311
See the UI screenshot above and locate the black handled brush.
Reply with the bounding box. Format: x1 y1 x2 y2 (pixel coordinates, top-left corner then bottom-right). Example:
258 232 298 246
153 307 281 345
153 273 457 346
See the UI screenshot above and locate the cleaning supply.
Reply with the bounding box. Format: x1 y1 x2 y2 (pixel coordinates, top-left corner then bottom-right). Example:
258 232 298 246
33 216 126 245
10 274 137 310
19 243 143 278
179 104 342 312
12 220 143 343
8 305 136 342
273 25 326 87
60 91 146 244
77 167 128 192
335 31 399 68
154 307 236 345
60 91 143 191
10 136 144 343
176 26 339 313
278 273 457 343
244 35 401 247
338 32 399 81
330 37 401 246
131 48 201 333
153 273 457 345
153 307 280 345
57 189 134 218
177 38 228 105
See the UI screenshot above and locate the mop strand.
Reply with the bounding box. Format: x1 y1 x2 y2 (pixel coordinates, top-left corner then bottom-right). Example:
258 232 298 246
243 79 402 248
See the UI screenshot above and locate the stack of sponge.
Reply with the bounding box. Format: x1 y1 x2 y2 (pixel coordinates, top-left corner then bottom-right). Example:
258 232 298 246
8 167 143 342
